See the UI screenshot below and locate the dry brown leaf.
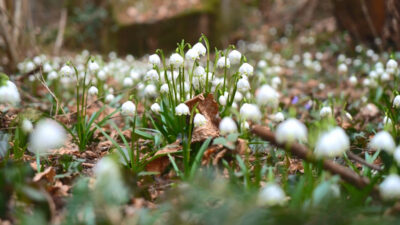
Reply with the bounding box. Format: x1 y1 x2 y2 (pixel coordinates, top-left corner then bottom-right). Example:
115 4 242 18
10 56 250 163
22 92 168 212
185 93 220 142
145 142 182 174
202 144 224 165
33 167 56 183
236 138 249 155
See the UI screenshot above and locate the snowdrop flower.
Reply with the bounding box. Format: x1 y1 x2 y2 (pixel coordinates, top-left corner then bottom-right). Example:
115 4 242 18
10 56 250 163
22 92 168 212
97 70 107 81
88 60 100 72
160 84 169 93
219 95 227 106
241 121 250 130
47 71 58 81
145 69 159 81
21 119 33 133
43 63 53 73
175 103 190 116
28 119 66 155
349 76 357 85
60 64 74 77
381 72 390 81
144 84 157 97
276 118 307 144
234 91 243 102
217 57 230 68
314 127 349 158
194 113 207 127
33 56 42 65
258 183 287 206
151 103 161 113
319 106 332 117
369 131 395 154
185 48 199 61
271 77 281 89
394 147 400 166
256 84 279 107
219 117 237 135
240 103 262 122
25 61 35 72
239 63 254 76
393 95 400 108
149 54 161 66
258 60 267 69
121 101 136 116
105 94 115 103
338 63 348 74
123 77 133 87
272 112 285 123
386 59 398 71
228 50 242 65
0 78 20 106
194 66 206 77
170 53 184 67
237 77 250 92
379 174 400 200
383 116 392 125
88 86 98 96
193 42 206 56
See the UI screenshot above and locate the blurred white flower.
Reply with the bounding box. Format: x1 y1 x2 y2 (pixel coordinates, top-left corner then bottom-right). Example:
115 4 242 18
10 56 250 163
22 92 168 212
271 77 281 89
149 54 161 66
88 86 98 96
43 63 53 73
194 66 206 77
256 84 279 107
123 77 134 87
237 77 250 92
394 147 400 166
319 106 332 118
97 69 107 81
151 103 161 113
369 131 395 154
386 59 398 71
393 95 400 108
258 183 287 206
338 63 348 75
29 119 66 155
60 64 74 77
185 48 199 61
144 84 157 97
217 57 230 69
160 83 169 93
145 69 159 81
276 118 307 144
239 63 254 76
121 101 136 116
228 50 242 65
240 103 262 122
175 103 190 116
219 95 227 106
105 94 115 103
47 71 58 81
379 174 400 200
272 112 285 123
21 119 33 133
170 53 184 67
349 76 357 86
219 117 237 135
314 127 349 158
0 80 20 106
88 60 100 72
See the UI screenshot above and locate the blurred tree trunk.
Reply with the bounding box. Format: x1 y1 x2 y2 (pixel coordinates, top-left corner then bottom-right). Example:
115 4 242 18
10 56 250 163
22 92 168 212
332 0 400 49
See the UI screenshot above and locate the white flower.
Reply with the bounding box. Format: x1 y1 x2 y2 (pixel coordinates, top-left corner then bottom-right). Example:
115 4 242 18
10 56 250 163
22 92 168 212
393 95 400 108
88 86 98 96
383 116 392 125
194 113 207 127
144 84 157 97
256 84 279 107
258 183 286 206
130 70 140 81
121 101 136 116
349 76 357 85
185 48 199 61
149 54 161 66
319 106 332 117
394 147 400 166
228 50 242 64
97 70 107 80
234 91 243 102
60 64 74 77
25 61 35 72
28 119 66 155
338 63 348 74
258 60 267 68
219 95 227 106
237 77 250 92
369 131 395 154
194 66 206 77
145 69 159 81
0 80 20 105
160 84 169 93
271 77 281 89
193 42 206 56
170 53 184 67
239 63 254 76
88 60 100 72
151 103 161 113
21 119 33 133
381 72 390 81
386 59 398 71
276 118 307 144
43 63 53 73
272 112 285 123
241 121 250 130
379 174 400 200
314 127 349 158
33 56 42 65
48 71 58 81
240 103 262 122
122 77 133 87
219 117 237 135
105 94 115 103
217 56 230 68
175 103 190 116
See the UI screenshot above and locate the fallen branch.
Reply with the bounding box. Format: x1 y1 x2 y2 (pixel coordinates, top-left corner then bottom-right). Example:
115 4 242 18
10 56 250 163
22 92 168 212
251 125 370 189
346 151 382 171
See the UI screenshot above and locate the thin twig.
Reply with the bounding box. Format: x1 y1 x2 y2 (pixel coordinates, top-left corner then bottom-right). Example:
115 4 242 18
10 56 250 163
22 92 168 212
346 151 382 171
